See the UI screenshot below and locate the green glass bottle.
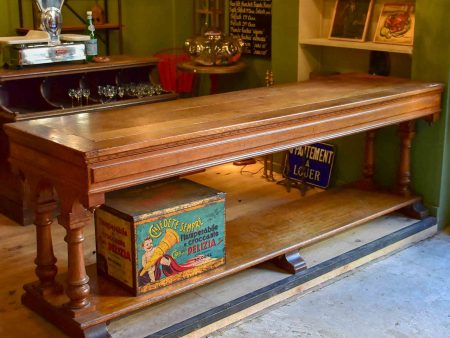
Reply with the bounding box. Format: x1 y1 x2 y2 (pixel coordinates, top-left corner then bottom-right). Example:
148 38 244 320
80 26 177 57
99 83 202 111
85 11 98 62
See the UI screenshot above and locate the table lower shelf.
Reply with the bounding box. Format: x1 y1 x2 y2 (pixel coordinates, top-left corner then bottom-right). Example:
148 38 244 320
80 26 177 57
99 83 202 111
22 185 420 336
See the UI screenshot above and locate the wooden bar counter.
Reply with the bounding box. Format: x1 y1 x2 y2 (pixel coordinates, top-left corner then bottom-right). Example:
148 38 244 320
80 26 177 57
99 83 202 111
4 74 443 337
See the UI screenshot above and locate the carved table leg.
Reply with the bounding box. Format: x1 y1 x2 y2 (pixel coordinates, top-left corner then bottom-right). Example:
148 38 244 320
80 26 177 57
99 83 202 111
58 195 94 315
396 121 415 197
362 130 376 189
279 151 292 192
28 179 61 295
263 155 269 179
65 226 91 310
17 174 106 336
262 154 276 182
274 250 307 274
24 188 107 337
396 121 428 219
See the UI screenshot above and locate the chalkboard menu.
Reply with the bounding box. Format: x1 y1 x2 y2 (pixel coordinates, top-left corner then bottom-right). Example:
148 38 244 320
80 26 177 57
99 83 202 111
229 0 272 57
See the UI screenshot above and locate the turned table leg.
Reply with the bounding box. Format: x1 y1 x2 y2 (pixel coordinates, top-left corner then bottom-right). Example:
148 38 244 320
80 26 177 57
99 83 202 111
396 121 415 197
263 154 275 182
30 181 60 294
396 121 428 219
58 197 94 313
24 181 106 336
363 130 376 187
65 226 91 310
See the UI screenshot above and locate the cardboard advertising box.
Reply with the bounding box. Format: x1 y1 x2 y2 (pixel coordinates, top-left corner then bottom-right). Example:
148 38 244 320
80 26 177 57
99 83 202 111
95 178 226 295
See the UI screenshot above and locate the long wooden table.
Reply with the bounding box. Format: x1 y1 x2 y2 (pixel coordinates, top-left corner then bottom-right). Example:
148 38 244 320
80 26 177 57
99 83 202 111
4 74 443 337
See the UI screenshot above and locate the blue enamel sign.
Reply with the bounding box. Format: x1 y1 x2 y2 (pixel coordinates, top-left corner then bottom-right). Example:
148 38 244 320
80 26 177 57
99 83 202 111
284 143 335 188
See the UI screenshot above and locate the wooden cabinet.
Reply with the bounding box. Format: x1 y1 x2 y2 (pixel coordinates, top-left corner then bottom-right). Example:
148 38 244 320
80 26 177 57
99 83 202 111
0 56 177 225
0 56 175 119
298 0 415 80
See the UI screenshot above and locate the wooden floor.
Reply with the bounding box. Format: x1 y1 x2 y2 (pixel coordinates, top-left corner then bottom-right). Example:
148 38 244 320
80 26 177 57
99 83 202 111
0 211 96 337
0 162 423 337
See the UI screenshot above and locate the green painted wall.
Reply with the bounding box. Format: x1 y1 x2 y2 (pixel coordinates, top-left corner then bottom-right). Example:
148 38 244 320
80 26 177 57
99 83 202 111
411 0 450 225
121 0 192 56
442 73 450 225
0 1 12 36
271 0 298 83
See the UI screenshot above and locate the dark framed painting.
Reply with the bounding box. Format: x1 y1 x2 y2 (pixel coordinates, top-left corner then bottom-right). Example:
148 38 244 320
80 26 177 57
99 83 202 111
329 0 374 41
373 3 415 45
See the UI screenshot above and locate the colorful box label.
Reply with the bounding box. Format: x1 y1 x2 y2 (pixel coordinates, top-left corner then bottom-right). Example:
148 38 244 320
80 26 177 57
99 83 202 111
95 209 134 288
136 201 225 293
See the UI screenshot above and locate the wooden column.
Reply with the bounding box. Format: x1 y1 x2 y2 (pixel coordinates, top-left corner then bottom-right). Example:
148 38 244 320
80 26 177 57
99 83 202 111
396 121 415 197
362 130 376 188
57 193 93 313
395 121 429 219
263 154 275 182
28 178 60 295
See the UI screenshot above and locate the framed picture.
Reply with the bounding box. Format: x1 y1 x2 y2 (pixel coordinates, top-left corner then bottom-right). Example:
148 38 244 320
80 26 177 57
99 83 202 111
329 0 373 41
374 3 415 45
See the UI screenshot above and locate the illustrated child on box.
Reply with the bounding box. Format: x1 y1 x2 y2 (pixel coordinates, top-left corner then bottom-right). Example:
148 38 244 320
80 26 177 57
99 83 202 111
139 236 185 284
139 234 216 287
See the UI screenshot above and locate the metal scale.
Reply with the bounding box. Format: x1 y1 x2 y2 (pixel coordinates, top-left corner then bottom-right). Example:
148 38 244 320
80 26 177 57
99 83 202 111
0 0 87 67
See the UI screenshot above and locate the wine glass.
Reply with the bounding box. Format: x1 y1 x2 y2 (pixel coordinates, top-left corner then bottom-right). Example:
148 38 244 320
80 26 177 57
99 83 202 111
82 89 91 105
68 88 76 107
98 86 105 103
75 88 83 106
128 83 137 97
155 84 163 95
117 86 125 99
105 86 117 102
110 86 118 101
136 83 146 98
143 83 152 96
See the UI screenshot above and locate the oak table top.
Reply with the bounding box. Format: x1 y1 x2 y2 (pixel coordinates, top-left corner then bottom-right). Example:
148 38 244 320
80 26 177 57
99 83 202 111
5 73 443 207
